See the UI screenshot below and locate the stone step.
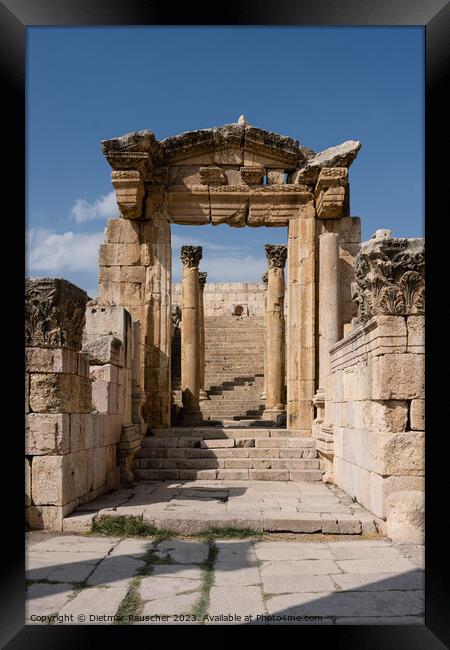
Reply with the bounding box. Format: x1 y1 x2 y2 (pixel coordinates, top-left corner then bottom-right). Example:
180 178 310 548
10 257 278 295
133 468 322 482
136 458 320 470
147 428 312 439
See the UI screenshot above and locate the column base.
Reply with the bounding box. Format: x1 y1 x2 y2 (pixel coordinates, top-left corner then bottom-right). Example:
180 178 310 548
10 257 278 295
199 389 210 401
263 406 286 421
178 406 203 425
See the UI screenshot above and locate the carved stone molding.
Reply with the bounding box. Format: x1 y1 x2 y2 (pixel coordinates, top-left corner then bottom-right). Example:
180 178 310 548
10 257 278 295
351 235 425 323
240 166 265 185
265 244 288 269
25 278 89 351
181 245 203 268
198 271 208 290
315 167 348 219
111 170 145 219
199 166 227 186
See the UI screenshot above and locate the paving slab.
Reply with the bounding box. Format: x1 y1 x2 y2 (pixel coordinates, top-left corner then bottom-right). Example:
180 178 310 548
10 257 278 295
140 575 203 600
254 542 334 561
207 586 266 622
336 557 416 574
58 586 128 624
265 589 424 618
331 570 424 591
261 559 340 577
155 540 209 564
142 593 200 617
151 564 204 580
26 583 75 620
262 574 336 594
87 555 145 588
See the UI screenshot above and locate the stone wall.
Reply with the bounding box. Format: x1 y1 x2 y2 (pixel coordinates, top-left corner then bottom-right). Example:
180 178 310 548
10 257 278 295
172 282 278 317
328 234 425 543
25 278 145 530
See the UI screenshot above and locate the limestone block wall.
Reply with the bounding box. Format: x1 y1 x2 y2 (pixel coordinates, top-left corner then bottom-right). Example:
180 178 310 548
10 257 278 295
328 234 425 543
25 279 145 531
172 282 286 317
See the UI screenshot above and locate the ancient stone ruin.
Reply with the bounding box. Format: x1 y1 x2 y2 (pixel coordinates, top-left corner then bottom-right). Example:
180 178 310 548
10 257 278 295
25 118 424 544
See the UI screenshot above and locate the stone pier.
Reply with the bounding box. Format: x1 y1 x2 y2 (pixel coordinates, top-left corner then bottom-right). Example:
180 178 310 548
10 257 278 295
198 271 209 402
263 244 287 422
315 232 340 481
179 245 203 424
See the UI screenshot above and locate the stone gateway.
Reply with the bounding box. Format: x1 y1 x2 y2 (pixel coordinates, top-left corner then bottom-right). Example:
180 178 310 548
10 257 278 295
25 118 424 545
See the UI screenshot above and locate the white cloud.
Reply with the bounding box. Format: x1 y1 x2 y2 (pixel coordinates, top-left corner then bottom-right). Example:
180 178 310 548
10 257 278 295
26 228 103 273
70 191 119 223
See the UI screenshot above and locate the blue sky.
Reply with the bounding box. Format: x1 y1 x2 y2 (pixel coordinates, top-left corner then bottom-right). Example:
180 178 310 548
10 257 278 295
27 27 424 297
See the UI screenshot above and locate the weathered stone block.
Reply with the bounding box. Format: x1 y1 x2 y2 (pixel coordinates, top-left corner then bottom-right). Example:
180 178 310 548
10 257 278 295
369 473 425 519
70 414 95 452
75 353 89 381
99 243 141 266
31 455 73 505
26 413 70 455
386 490 424 544
371 354 424 400
407 316 425 352
25 505 65 531
25 348 78 374
410 399 425 431
104 218 141 244
25 372 30 413
29 373 92 413
25 458 32 506
83 336 123 367
90 364 119 383
92 381 120 414
372 431 424 476
92 446 108 490
366 400 409 433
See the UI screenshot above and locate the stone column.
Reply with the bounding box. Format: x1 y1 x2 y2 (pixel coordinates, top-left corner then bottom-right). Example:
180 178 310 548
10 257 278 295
260 272 268 400
180 245 203 424
263 245 287 421
314 232 340 483
318 232 340 423
198 271 209 401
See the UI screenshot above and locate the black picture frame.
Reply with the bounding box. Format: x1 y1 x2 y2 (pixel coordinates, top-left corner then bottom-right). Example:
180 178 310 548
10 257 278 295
2 1 449 646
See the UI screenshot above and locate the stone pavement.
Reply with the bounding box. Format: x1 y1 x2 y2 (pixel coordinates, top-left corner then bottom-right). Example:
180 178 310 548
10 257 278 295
25 535 424 625
63 480 379 535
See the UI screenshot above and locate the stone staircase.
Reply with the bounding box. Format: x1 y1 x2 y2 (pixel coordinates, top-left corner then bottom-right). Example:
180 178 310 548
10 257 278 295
134 428 323 482
201 315 267 422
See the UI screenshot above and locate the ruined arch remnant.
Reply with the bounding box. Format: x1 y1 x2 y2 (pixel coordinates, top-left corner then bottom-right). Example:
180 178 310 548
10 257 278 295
96 118 362 431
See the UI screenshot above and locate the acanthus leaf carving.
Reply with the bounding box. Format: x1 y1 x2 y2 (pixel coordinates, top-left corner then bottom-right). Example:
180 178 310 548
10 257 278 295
352 235 424 323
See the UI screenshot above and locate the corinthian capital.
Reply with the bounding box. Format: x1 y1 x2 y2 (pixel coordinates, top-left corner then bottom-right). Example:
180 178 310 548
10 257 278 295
181 245 203 268
198 271 208 290
265 244 287 269
352 234 425 323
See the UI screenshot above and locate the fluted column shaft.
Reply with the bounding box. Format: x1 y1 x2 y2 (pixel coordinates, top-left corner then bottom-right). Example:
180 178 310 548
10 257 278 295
261 272 268 400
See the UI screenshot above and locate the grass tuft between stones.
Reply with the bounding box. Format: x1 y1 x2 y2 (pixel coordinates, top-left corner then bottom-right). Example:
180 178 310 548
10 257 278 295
190 542 218 623
197 527 266 541
114 576 143 625
90 515 176 539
